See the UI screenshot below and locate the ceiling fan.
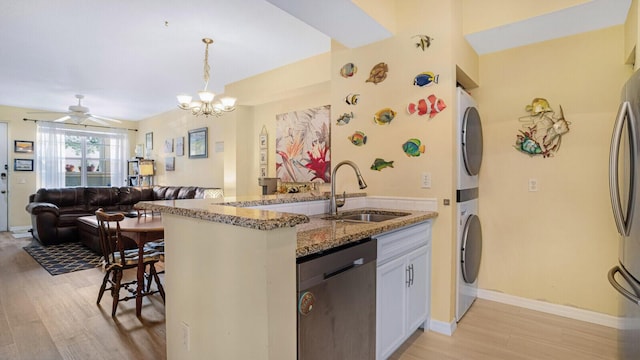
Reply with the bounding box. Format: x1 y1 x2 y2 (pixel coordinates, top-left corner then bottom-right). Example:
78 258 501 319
29 94 122 125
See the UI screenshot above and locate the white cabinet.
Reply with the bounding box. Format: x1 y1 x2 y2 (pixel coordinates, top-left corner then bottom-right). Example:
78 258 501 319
375 221 431 360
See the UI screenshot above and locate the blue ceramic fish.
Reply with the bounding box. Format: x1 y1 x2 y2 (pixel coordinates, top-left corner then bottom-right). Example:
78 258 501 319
402 139 426 157
336 112 354 126
348 131 367 146
374 108 396 125
413 72 438 87
370 158 394 171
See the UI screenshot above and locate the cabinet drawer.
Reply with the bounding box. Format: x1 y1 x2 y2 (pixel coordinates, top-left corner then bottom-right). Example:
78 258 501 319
375 221 431 265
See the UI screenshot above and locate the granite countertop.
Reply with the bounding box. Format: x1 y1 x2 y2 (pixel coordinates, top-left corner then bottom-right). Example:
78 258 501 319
134 192 365 230
135 198 310 230
134 194 438 258
295 208 438 258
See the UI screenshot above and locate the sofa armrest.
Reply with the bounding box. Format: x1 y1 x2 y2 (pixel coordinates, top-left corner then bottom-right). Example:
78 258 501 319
26 202 60 216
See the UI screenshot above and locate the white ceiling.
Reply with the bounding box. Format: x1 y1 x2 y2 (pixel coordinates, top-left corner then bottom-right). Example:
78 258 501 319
0 0 632 121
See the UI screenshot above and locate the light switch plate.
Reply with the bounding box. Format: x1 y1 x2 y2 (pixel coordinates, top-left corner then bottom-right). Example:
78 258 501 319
421 172 431 188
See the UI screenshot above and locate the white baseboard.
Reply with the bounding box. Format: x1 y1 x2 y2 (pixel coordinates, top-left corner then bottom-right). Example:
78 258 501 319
9 225 31 233
477 289 622 329
428 318 457 336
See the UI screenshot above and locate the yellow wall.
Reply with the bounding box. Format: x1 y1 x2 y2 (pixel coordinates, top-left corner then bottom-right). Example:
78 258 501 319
135 109 227 191
473 25 631 316
0 105 137 229
625 0 638 67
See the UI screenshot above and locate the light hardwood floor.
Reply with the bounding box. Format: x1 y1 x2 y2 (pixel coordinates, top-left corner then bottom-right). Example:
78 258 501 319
390 299 619 360
1 232 619 359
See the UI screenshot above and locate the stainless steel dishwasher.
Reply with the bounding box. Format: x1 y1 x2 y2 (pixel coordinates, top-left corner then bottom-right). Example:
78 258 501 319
297 238 376 360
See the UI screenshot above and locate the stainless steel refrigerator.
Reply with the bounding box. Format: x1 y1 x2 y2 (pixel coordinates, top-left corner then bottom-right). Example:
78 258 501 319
609 68 640 359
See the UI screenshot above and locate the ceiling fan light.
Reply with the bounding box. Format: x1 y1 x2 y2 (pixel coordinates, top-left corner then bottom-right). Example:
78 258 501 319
177 94 192 108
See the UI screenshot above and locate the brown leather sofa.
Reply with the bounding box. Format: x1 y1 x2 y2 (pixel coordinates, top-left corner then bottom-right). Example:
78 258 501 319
25 186 219 252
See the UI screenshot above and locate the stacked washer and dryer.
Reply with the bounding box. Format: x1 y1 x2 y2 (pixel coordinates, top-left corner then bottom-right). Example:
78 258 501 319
455 87 484 322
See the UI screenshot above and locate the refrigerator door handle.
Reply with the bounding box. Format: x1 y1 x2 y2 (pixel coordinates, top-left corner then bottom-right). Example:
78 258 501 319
608 265 640 305
609 101 637 236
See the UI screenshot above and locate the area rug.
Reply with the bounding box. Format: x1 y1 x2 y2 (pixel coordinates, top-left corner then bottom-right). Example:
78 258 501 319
23 241 102 276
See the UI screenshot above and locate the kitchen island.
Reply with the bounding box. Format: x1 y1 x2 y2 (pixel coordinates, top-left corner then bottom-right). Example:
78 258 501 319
135 193 437 360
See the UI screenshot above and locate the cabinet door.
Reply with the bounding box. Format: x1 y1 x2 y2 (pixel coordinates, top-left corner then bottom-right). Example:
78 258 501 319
406 245 429 332
376 256 408 360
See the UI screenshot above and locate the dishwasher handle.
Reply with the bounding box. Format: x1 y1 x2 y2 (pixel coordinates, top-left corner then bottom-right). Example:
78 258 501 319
324 257 364 280
298 239 377 291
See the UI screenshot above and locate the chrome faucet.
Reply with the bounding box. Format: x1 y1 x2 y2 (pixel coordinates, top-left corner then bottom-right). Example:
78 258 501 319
329 160 367 215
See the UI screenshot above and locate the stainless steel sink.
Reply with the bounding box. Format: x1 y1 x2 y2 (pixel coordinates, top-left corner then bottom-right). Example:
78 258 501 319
322 211 410 223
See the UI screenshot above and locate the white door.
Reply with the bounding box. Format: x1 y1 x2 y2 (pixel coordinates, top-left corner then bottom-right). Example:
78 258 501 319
0 123 8 231
376 256 408 359
406 246 429 332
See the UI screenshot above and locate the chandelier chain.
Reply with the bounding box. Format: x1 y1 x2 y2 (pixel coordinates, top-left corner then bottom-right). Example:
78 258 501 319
203 41 210 91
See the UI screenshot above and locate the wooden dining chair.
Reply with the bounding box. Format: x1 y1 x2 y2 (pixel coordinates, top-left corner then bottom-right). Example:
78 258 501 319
95 209 165 316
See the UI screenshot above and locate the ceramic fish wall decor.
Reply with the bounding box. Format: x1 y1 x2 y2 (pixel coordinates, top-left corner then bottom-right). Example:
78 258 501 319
336 112 354 126
370 158 394 171
366 62 389 84
402 138 425 157
407 94 447 118
348 131 367 146
412 35 433 51
515 98 571 158
413 72 439 87
340 63 357 78
345 93 360 105
373 108 396 125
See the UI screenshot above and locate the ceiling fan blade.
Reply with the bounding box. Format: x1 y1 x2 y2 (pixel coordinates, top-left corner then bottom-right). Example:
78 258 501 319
89 114 122 123
86 117 109 126
53 115 71 122
26 110 67 115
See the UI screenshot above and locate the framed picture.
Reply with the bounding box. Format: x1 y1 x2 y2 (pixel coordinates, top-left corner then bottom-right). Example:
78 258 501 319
259 134 268 149
259 149 267 165
176 136 184 156
14 140 34 153
188 127 208 159
164 138 173 153
14 159 33 171
260 166 267 178
145 132 153 150
135 144 144 158
165 157 175 171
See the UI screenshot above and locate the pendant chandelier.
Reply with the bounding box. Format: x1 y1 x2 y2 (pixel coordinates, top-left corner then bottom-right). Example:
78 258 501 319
177 38 236 117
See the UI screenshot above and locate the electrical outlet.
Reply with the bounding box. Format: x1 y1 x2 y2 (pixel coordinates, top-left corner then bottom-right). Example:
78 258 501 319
181 321 191 351
528 178 538 192
421 172 431 188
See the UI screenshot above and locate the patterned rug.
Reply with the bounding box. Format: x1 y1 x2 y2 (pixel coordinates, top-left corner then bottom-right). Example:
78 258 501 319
23 241 102 276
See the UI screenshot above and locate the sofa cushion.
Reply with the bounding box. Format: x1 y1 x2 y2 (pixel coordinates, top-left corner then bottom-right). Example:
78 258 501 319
163 186 181 200
177 187 197 199
86 187 120 207
33 188 86 208
152 186 168 200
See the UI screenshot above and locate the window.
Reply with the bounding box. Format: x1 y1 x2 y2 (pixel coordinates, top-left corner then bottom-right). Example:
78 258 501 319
36 122 129 188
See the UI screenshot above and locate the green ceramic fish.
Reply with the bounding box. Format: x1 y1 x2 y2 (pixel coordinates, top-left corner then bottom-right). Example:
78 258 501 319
402 138 425 157
374 108 396 125
370 158 394 171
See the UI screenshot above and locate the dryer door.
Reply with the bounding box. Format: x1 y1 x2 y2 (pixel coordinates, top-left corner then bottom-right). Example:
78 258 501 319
462 107 483 176
461 214 482 284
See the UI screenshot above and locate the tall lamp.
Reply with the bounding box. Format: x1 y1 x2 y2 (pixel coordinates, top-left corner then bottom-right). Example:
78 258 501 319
139 160 155 187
